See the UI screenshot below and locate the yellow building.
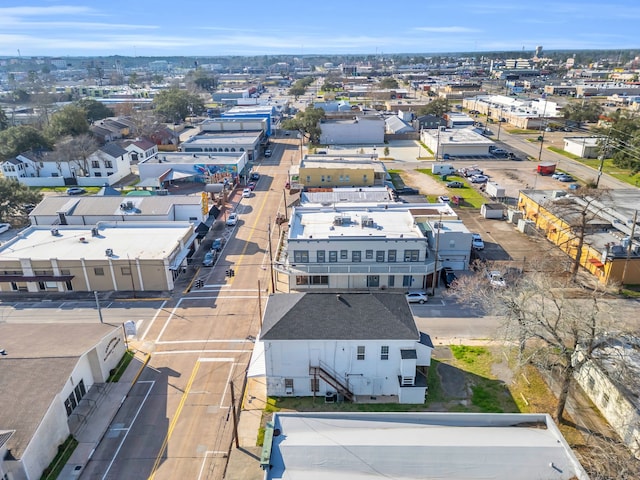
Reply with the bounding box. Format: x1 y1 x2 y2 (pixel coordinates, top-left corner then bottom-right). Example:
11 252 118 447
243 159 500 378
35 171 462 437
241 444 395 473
517 190 640 285
291 154 387 189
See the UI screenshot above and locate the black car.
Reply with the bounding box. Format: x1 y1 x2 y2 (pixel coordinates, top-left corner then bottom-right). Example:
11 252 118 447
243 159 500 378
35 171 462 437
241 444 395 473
395 187 420 195
441 267 458 288
250 172 260 181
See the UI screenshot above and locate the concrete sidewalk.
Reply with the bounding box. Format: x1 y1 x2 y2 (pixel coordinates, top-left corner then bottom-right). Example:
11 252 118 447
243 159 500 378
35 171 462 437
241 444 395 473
58 353 147 480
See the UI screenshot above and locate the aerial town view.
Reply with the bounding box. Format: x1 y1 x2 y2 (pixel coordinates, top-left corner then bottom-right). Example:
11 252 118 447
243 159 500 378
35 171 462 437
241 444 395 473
1 1 640 479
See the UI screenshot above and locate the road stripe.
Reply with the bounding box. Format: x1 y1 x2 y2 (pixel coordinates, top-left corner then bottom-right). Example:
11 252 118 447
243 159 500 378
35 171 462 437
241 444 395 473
153 350 248 355
140 299 168 341
157 339 252 344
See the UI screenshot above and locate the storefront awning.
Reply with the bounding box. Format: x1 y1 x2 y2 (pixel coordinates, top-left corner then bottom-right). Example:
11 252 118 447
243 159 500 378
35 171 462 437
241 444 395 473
588 258 605 268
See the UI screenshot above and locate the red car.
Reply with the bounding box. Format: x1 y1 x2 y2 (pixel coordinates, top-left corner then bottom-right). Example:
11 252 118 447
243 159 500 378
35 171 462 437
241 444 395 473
248 182 256 190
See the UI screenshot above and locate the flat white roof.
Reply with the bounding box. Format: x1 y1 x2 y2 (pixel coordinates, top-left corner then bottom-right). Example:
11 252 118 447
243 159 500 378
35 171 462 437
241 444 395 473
145 151 244 165
0 223 193 261
267 412 588 480
424 127 493 146
181 132 261 146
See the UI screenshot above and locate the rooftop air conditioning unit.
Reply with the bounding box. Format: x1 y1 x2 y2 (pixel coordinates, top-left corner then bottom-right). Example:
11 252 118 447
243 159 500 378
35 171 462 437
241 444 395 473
91 227 99 237
126 201 134 209
51 228 59 236
156 189 169 196
120 203 127 210
105 248 113 257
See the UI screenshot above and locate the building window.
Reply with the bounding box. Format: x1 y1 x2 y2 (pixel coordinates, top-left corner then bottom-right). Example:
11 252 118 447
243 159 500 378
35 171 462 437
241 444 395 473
388 250 397 262
381 346 389 360
306 176 311 183
326 175 332 182
299 275 328 285
310 378 320 392
366 250 374 260
376 250 385 262
357 346 365 360
321 175 325 182
329 251 338 262
352 251 361 262
340 250 348 260
91 160 100 168
293 250 309 263
104 160 113 168
403 275 413 287
388 275 395 287
60 269 71 275
296 276 308 285
317 250 325 263
404 250 419 262
94 267 104 276
121 267 131 275
285 378 294 394
367 275 379 287
95 172 102 177
363 174 368 182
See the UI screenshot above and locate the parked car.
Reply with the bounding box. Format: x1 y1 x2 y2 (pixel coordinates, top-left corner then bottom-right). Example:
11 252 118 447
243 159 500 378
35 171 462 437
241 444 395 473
470 174 489 183
472 233 485 250
551 172 564 179
250 172 260 181
203 250 217 267
438 195 450 203
557 174 574 182
487 271 506 287
446 181 464 188
66 187 86 195
0 223 11 234
242 188 251 198
405 291 428 304
441 267 458 288
226 212 238 226
264 149 272 157
212 237 223 251
247 181 256 190
490 148 508 157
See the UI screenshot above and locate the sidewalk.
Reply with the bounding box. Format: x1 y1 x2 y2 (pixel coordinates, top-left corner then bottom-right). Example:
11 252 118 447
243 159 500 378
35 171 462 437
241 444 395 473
58 353 146 479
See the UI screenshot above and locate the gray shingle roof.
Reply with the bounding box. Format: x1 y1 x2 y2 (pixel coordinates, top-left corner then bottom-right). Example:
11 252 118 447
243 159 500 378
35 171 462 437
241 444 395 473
100 143 128 158
260 293 419 341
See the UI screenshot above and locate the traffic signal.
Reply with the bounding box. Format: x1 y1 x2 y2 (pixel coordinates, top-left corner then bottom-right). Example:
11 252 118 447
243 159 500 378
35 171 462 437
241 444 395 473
225 269 230 277
194 279 204 289
229 268 235 277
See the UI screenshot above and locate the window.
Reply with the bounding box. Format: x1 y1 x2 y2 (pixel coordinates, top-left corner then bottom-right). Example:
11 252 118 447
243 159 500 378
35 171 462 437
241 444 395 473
340 250 348 260
91 160 100 168
285 378 294 394
376 250 385 262
293 250 309 263
317 250 325 263
310 378 320 392
306 176 311 183
297 275 328 285
388 275 395 287
352 251 361 262
329 251 338 262
321 175 325 182
60 269 71 275
365 250 373 260
357 346 365 360
104 160 113 168
403 275 413 287
94 267 104 276
367 275 379 287
95 172 102 177
388 250 397 262
121 267 131 275
363 174 368 182
326 175 332 182
295 276 308 285
404 249 419 262
381 346 389 360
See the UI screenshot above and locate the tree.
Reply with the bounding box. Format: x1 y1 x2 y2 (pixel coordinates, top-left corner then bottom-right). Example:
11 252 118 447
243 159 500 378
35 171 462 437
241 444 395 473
562 100 603 125
378 77 399 89
0 106 8 131
450 263 624 424
0 125 53 161
417 98 450 118
54 134 98 177
0 178 42 222
281 107 325 144
45 104 90 139
75 99 114 123
153 88 205 123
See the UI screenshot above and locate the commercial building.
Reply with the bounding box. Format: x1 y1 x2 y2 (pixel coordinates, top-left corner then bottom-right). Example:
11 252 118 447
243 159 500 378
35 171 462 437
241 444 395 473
290 154 387 189
517 189 640 285
0 222 197 293
259 292 433 403
563 136 606 158
462 95 563 129
319 116 385 145
421 127 494 158
273 203 471 292
261 412 589 479
0 323 125 480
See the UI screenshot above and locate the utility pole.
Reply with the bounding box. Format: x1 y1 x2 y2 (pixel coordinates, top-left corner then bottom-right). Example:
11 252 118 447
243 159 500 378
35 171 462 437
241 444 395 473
430 215 442 296
229 381 240 448
268 220 275 293
621 210 638 286
596 127 612 188
94 291 103 323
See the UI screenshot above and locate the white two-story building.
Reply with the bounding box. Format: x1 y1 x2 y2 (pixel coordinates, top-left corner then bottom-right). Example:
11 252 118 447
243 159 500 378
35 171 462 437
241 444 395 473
259 292 433 404
274 203 472 292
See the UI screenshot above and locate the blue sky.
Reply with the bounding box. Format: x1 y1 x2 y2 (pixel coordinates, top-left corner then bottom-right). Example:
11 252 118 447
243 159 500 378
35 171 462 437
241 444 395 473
1 1 638 57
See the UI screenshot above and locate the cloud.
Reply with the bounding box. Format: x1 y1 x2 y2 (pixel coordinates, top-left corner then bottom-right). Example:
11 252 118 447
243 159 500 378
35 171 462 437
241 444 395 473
414 26 481 33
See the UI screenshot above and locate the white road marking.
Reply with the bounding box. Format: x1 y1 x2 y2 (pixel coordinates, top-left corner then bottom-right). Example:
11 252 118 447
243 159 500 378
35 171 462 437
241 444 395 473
157 339 253 344
140 300 167 341
155 298 183 342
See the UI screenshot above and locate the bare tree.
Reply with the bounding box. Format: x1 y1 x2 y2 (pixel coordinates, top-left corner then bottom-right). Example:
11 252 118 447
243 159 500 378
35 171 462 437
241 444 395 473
54 134 98 177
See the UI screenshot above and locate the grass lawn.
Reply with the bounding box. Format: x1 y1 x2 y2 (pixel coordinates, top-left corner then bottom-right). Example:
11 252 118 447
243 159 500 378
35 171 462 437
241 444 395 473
416 168 486 208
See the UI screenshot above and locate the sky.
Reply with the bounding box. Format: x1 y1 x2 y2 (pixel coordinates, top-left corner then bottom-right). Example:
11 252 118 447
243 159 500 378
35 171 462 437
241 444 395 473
0 1 638 58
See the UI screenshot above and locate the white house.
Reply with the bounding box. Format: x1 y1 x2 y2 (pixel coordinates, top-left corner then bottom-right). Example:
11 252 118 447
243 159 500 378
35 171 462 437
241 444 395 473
122 138 158 164
0 323 125 480
259 292 433 404
274 203 469 292
563 136 605 159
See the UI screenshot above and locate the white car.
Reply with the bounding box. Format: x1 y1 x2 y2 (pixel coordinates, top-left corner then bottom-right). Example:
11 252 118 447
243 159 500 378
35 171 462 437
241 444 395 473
472 233 485 250
487 271 506 287
242 188 251 198
437 195 450 203
226 212 238 226
405 291 428 304
470 174 489 183
0 223 11 234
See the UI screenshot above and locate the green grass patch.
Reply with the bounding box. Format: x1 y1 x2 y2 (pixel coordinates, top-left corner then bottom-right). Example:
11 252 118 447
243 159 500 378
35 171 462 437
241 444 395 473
40 435 78 480
450 345 489 368
471 385 504 413
107 350 134 383
547 146 581 160
507 129 539 135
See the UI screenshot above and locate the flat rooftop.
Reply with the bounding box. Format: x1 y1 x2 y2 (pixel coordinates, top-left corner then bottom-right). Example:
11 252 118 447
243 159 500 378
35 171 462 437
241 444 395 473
144 151 244 165
424 127 493 146
300 158 386 172
0 223 193 261
266 412 588 480
181 131 261 146
30 195 201 217
289 204 456 240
